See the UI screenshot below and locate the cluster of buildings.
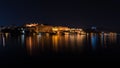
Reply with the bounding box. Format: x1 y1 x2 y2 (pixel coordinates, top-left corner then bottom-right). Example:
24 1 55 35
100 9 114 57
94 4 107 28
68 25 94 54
0 23 86 35
0 23 118 36
24 23 86 35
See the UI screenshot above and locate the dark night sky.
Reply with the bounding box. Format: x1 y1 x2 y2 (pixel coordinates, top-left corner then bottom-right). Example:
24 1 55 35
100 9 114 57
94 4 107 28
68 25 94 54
0 0 120 32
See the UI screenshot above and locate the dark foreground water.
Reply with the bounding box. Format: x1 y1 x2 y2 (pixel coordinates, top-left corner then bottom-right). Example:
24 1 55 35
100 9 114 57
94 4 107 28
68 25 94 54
0 33 120 65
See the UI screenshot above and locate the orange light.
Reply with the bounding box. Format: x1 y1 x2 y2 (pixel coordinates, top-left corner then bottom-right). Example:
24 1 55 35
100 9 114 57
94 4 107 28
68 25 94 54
26 23 38 27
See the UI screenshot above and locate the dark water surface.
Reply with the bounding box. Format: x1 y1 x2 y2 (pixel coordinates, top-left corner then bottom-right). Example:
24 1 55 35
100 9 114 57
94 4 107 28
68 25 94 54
0 33 120 65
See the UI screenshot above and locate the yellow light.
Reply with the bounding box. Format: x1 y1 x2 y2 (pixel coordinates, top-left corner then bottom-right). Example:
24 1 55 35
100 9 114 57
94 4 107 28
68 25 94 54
52 27 58 31
79 29 83 31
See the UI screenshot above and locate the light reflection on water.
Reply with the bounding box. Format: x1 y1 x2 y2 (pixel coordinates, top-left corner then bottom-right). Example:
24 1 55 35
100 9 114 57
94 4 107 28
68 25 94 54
91 33 98 50
0 33 119 56
21 35 25 45
0 33 9 47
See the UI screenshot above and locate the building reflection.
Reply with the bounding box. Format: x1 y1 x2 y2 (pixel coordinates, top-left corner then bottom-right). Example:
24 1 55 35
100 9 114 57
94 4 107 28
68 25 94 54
25 32 117 55
89 32 118 50
90 33 98 50
0 33 10 47
76 35 85 46
39 34 51 51
77 35 85 52
0 33 9 47
64 35 69 48
100 33 117 48
100 33 105 48
52 35 59 52
21 35 25 45
25 34 51 55
26 36 33 55
69 35 76 51
25 34 87 54
2 35 5 47
51 34 86 52
109 32 117 44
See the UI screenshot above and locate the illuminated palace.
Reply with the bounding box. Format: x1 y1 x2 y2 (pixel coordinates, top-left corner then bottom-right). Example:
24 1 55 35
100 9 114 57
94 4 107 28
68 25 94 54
23 23 85 35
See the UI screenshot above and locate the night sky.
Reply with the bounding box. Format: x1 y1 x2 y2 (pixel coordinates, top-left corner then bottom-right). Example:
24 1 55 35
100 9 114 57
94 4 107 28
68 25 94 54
0 0 120 32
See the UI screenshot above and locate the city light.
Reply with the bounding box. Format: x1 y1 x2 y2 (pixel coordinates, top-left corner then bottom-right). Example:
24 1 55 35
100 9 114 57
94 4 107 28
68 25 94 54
25 23 38 27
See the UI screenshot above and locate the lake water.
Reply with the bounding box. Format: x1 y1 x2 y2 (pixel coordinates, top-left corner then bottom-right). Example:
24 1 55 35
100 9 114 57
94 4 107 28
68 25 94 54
0 33 120 65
